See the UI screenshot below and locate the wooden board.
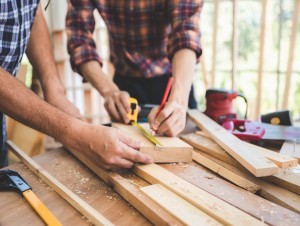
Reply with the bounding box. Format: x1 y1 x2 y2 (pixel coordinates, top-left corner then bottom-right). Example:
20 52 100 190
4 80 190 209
163 163 300 226
7 141 113 226
113 123 193 163
280 141 300 162
141 184 222 226
133 164 263 225
182 132 300 196
264 169 300 195
66 147 181 226
1 149 151 226
184 132 297 168
193 150 260 193
199 153 300 213
188 110 279 177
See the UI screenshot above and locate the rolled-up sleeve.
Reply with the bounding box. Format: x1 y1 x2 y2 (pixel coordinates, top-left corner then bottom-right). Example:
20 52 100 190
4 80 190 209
66 0 102 73
167 0 203 62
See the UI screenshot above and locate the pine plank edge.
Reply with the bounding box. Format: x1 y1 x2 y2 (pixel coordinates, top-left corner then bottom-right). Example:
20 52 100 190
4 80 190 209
190 132 298 168
188 110 279 177
198 151 300 213
140 184 222 226
192 151 260 193
112 123 193 163
133 163 265 226
6 141 113 226
66 147 181 226
182 132 300 195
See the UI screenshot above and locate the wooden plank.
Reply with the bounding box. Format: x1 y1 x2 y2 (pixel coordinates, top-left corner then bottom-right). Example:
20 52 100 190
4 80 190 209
113 123 193 163
66 147 182 226
184 132 297 168
181 133 240 167
183 132 300 195
133 164 264 225
282 0 300 109
6 141 113 226
163 163 300 226
140 184 222 226
264 169 300 195
193 150 260 193
206 155 300 213
256 0 268 118
187 110 279 177
280 141 300 162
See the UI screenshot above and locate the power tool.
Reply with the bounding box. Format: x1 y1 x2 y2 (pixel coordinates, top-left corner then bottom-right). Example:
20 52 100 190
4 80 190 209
204 88 248 124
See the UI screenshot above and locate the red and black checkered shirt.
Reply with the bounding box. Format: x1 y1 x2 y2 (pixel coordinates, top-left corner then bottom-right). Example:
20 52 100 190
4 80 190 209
66 0 203 78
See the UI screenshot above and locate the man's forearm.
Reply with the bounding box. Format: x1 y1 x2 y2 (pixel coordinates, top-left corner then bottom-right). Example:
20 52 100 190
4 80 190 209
0 67 78 147
26 5 64 95
169 49 197 108
79 61 119 98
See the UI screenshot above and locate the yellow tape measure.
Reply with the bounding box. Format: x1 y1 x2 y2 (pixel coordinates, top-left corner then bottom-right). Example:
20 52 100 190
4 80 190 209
128 98 163 147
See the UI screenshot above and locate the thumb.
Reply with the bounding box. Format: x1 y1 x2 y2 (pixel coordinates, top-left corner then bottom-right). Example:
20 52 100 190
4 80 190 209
148 106 160 124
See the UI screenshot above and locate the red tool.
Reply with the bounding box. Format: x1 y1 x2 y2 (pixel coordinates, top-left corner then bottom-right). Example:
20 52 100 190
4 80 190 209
222 119 265 141
204 88 248 124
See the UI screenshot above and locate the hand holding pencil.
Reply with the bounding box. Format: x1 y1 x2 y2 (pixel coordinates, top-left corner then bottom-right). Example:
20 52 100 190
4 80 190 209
148 77 187 137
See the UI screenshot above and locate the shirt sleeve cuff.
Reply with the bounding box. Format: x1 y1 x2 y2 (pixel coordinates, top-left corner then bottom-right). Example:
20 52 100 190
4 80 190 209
69 45 103 82
168 31 202 63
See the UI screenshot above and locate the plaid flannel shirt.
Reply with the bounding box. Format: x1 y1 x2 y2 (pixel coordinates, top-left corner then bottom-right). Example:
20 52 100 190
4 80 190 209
0 0 39 167
66 0 203 78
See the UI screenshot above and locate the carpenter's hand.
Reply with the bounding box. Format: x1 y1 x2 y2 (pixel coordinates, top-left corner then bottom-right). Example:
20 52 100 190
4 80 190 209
148 101 186 137
45 91 86 121
104 90 131 124
74 124 153 170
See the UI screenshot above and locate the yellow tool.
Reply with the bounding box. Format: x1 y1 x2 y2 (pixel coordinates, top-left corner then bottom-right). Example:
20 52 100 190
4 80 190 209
128 98 163 147
0 169 62 226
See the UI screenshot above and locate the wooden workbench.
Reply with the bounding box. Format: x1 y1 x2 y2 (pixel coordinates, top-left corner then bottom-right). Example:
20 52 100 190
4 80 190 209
1 146 300 225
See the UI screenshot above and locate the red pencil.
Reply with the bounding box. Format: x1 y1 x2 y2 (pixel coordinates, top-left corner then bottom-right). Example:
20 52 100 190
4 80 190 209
155 77 174 118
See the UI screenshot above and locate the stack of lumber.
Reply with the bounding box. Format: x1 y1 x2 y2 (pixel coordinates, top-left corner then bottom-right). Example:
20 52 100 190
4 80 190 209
182 110 300 213
6 111 300 225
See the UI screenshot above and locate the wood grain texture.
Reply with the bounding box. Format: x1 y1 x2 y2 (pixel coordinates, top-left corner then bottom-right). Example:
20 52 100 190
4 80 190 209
113 123 193 163
7 141 113 226
133 164 264 226
280 141 300 162
67 147 181 226
183 132 297 169
193 151 260 193
200 153 300 213
182 132 300 197
163 163 300 226
141 184 222 226
187 110 279 177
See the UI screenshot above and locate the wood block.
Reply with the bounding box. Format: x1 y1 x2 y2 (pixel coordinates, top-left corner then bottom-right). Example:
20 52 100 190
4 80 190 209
140 184 222 226
113 123 193 163
188 110 279 177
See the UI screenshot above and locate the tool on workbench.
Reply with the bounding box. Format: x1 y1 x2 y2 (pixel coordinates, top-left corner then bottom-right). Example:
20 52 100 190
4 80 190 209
128 97 163 146
204 88 248 124
261 110 293 126
0 169 62 226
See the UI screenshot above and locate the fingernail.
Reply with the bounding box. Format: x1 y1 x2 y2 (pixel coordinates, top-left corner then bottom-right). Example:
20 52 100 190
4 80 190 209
152 123 158 130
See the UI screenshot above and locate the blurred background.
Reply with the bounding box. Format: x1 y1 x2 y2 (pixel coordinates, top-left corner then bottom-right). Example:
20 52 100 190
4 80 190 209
8 0 300 160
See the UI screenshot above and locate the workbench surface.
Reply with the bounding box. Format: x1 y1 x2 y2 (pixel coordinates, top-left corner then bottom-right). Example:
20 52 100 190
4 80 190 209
1 146 299 226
